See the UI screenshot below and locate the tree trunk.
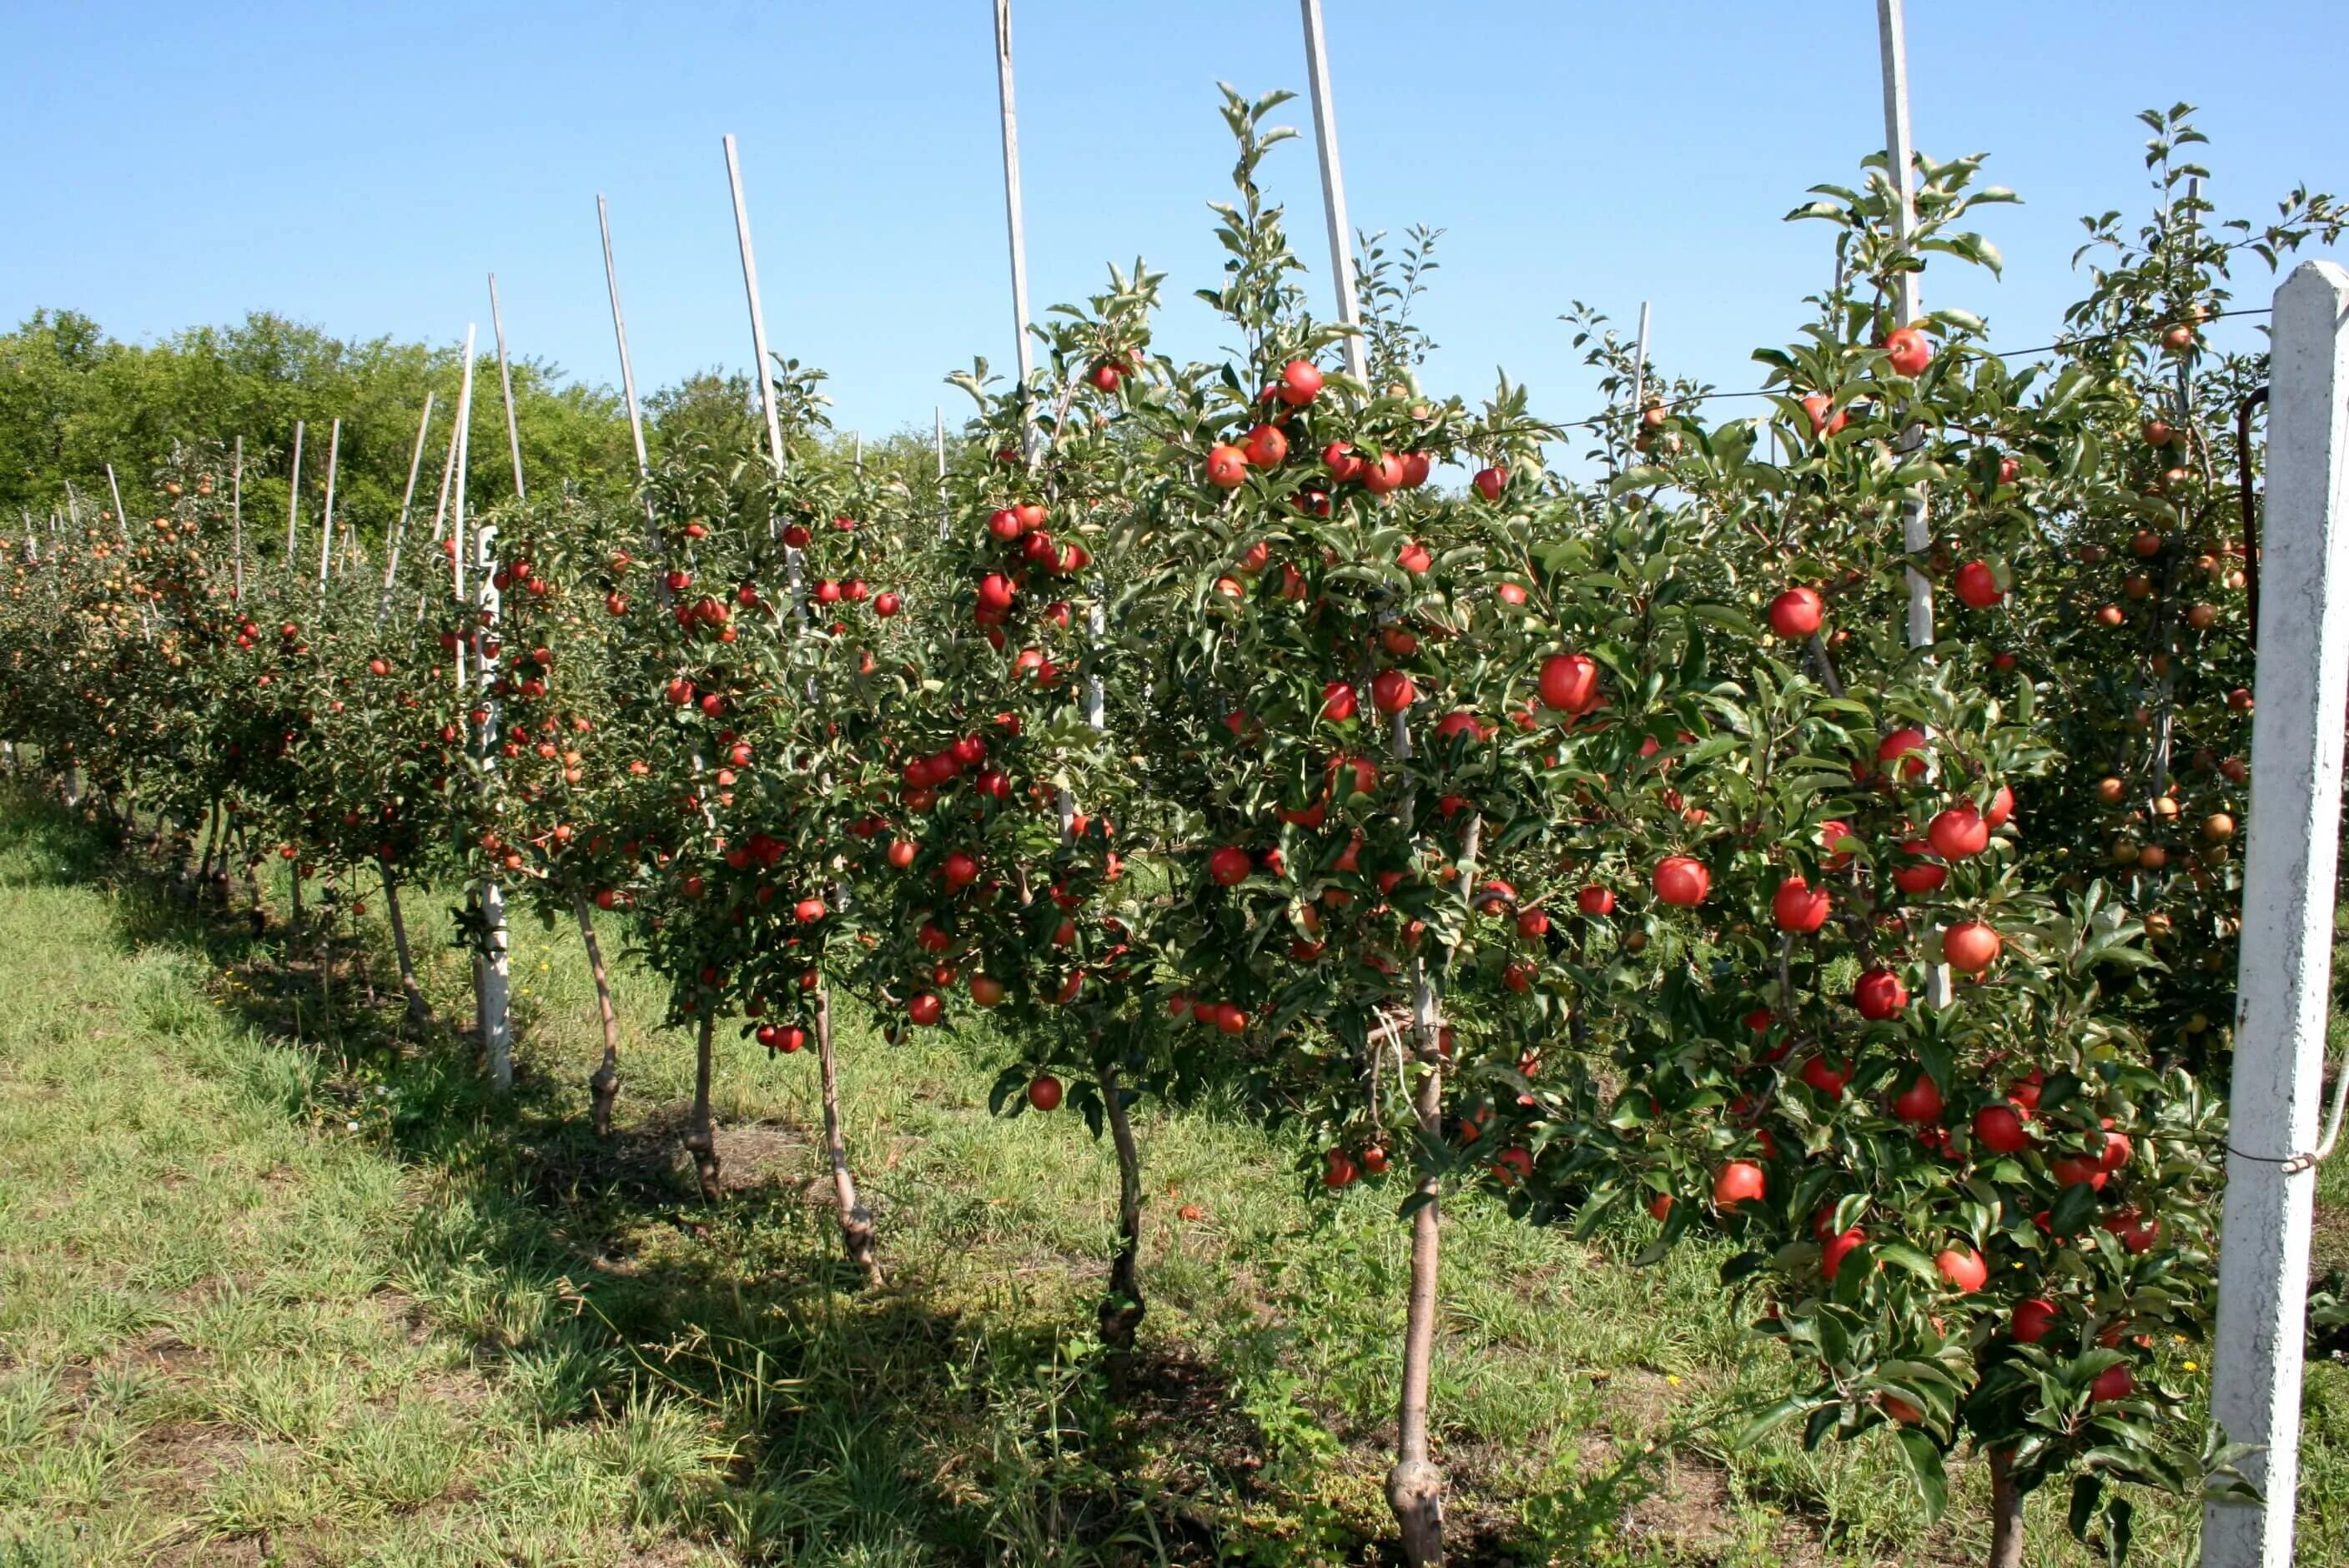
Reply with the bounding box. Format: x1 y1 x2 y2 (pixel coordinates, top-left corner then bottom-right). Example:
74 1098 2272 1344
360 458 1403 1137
814 985 883 1286
683 1010 722 1200
1386 1023 1446 1567
569 879 621 1136
1987 1447 2025 1568
380 856 431 1025
1098 1059 1147 1359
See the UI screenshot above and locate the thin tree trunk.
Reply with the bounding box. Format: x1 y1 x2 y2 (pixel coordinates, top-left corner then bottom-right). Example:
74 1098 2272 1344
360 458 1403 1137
814 984 883 1285
1386 815 1480 1568
1987 1447 2025 1568
380 855 431 1025
683 1010 722 1199
1387 1032 1446 1567
1099 1058 1146 1357
569 879 622 1136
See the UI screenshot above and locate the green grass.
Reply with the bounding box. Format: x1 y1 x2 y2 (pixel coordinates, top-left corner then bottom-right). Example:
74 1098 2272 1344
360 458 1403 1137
1 787 2343 1566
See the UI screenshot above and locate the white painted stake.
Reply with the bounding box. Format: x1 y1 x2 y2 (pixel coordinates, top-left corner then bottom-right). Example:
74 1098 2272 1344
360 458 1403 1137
598 197 652 480
450 326 479 607
1630 301 1652 420
231 435 244 604
2203 259 2349 1568
489 274 526 502
722 134 787 476
284 419 304 569
1300 0 1368 384
935 405 950 539
993 0 1037 404
104 463 151 641
1874 0 1933 654
415 418 460 625
103 464 133 551
1874 0 1950 1013
380 391 436 625
596 195 672 607
317 417 341 592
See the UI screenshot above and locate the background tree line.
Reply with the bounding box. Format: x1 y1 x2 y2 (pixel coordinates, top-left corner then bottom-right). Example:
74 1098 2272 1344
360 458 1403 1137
0 309 932 564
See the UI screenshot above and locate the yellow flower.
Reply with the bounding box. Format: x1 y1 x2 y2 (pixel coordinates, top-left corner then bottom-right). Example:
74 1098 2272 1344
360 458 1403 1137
1665 1375 1682 1386
2184 1361 2200 1372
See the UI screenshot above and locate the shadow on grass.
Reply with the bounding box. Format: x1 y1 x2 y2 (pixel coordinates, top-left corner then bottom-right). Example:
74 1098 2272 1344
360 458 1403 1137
4 784 1366 1565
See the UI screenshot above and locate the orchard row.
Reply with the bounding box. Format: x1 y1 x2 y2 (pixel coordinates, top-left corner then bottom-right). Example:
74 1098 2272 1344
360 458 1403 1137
1 98 2316 1565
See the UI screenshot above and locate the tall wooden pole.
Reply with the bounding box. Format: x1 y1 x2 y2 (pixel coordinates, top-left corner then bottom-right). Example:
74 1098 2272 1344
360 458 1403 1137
722 134 787 475
284 419 304 569
993 0 1037 405
1300 0 1369 384
489 274 526 502
380 391 435 625
2203 259 2349 1568
936 405 950 539
317 417 341 593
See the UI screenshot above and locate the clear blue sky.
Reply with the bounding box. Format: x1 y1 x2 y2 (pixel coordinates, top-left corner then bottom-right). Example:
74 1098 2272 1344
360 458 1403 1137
7 2 2345 442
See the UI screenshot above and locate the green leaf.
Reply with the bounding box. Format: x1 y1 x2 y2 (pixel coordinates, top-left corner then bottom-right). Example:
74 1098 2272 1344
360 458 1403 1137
1894 1426 1949 1519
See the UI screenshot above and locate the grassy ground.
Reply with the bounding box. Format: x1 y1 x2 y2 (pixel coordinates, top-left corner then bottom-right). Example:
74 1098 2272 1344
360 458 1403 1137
1 787 2343 1566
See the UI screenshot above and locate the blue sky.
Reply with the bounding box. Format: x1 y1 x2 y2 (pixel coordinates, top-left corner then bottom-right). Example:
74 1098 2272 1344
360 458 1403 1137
7 2 2345 443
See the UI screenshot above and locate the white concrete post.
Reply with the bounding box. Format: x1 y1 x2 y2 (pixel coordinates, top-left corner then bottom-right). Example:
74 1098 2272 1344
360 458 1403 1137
722 134 787 477
1299 0 1367 384
2203 259 2349 1568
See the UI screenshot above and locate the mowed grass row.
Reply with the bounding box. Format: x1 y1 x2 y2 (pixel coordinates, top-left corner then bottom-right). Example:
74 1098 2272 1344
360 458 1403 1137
1 787 2343 1565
